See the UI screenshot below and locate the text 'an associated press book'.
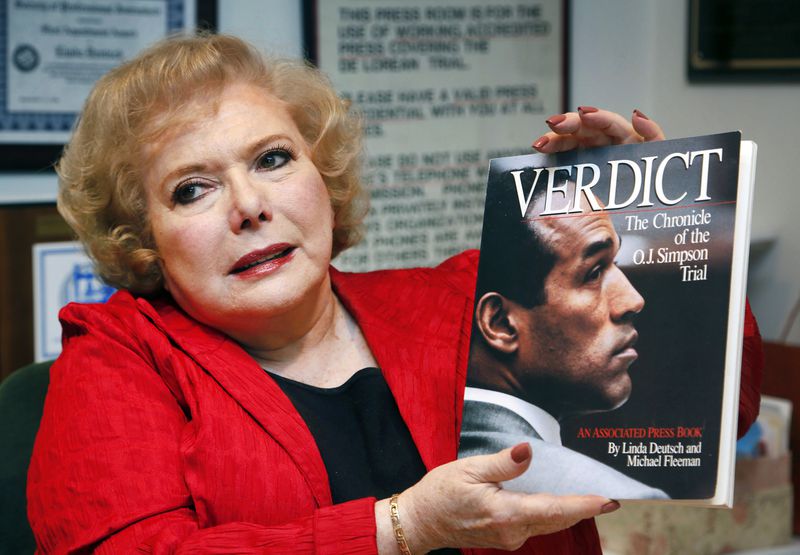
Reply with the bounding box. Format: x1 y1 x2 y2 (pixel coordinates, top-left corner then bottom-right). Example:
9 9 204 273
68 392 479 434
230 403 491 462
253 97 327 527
458 132 756 506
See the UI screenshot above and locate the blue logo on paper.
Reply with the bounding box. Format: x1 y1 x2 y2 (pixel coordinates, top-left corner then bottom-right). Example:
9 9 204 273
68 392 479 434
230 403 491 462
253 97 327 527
12 44 40 72
63 263 115 305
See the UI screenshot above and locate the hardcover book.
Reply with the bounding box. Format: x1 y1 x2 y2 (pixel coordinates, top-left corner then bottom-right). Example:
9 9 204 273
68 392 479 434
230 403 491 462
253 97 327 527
458 132 756 506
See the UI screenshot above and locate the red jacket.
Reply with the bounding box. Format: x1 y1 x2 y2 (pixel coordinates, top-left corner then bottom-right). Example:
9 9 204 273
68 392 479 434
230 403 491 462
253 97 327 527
28 251 762 554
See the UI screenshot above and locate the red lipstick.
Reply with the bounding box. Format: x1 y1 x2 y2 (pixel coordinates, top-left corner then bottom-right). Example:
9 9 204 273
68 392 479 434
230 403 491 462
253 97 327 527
230 243 295 277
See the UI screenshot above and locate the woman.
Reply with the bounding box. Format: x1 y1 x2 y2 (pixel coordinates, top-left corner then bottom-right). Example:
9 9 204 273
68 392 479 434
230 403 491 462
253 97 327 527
28 34 762 554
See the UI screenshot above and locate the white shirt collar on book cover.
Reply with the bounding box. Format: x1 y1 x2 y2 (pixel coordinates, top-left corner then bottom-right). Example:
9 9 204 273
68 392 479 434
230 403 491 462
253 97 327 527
464 387 562 445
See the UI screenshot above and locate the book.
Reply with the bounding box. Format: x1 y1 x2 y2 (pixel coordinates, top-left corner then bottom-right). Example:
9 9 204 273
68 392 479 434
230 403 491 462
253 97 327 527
458 131 756 506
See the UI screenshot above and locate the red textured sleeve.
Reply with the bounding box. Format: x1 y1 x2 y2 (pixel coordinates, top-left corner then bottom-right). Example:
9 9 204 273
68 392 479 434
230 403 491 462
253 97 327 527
27 302 378 554
737 299 764 438
99 502 377 555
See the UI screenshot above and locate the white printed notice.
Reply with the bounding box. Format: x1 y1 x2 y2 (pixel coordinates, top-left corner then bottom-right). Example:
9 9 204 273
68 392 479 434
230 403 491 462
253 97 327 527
317 0 565 271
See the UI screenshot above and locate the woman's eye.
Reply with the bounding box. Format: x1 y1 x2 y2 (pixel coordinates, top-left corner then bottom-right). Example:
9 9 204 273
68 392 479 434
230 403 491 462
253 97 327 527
172 181 208 205
257 149 292 170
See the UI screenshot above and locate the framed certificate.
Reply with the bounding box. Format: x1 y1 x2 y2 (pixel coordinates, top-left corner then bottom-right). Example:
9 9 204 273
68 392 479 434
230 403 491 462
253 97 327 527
0 0 217 170
307 0 568 272
689 0 800 81
33 241 115 362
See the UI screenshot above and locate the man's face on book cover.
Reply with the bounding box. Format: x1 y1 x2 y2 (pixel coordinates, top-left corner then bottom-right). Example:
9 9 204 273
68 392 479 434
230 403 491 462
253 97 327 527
516 206 645 415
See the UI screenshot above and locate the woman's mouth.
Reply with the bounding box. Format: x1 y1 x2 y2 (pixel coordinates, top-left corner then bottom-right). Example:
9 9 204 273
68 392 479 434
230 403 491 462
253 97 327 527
230 244 296 276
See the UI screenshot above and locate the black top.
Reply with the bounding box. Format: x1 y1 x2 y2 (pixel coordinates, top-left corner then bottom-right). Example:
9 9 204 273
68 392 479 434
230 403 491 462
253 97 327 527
270 367 459 554
269 367 428 504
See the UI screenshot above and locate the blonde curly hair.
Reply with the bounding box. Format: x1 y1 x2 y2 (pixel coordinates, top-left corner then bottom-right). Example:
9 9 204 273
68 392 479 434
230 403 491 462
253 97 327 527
57 33 366 294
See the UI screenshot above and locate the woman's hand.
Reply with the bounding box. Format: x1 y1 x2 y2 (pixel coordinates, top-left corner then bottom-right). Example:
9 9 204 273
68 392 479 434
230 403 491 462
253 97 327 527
532 107 665 153
375 443 618 553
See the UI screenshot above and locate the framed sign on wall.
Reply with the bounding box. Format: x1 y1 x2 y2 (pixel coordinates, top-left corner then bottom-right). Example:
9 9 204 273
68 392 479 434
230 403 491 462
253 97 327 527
688 0 800 81
306 0 568 272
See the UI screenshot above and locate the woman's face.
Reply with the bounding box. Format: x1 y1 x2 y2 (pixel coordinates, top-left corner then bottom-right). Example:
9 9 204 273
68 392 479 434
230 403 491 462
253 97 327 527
143 81 335 341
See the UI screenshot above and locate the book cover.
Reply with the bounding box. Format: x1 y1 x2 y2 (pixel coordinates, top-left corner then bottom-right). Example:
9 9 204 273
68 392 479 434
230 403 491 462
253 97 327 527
458 132 756 505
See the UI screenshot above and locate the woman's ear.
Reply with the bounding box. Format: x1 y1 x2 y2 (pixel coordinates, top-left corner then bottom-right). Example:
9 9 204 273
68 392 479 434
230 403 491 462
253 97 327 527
475 292 519 355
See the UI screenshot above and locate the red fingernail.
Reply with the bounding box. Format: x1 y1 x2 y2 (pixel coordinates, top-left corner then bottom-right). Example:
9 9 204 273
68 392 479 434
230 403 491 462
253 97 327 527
633 109 649 120
546 114 566 126
601 500 620 514
577 105 598 114
532 137 549 150
511 443 532 463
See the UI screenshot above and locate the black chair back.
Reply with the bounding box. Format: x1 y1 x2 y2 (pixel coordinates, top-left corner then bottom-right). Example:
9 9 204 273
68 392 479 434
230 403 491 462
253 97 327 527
0 361 52 555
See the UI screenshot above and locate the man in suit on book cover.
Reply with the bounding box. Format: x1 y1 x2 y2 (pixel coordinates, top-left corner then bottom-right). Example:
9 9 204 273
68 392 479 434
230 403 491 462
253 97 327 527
459 182 668 499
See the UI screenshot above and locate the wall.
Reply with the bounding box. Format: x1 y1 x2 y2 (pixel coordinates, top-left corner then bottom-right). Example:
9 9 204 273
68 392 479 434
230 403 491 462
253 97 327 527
572 0 800 343
217 0 303 58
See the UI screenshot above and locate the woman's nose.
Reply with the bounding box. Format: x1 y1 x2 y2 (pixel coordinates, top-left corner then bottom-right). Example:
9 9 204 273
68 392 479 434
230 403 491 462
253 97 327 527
228 174 271 232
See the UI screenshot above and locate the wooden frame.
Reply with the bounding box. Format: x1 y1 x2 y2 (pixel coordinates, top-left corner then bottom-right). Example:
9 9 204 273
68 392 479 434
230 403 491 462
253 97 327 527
688 0 800 82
